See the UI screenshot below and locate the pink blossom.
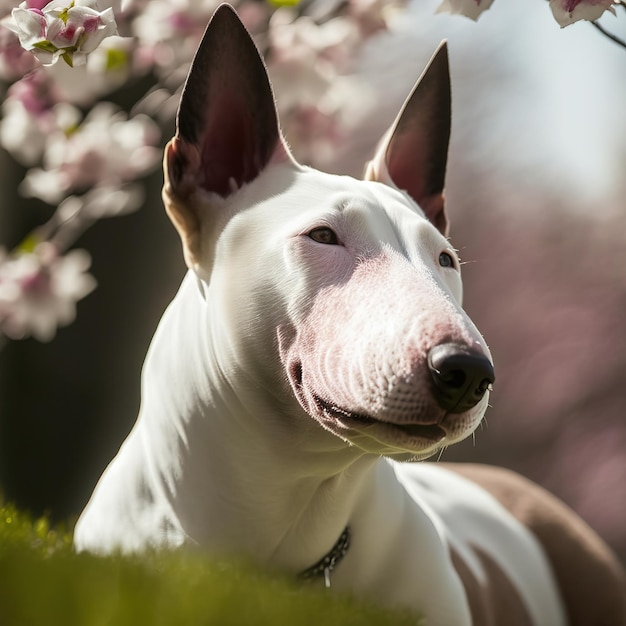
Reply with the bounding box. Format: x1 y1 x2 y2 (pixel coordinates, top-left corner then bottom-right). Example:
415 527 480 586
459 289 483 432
436 0 496 21
0 26 37 81
348 0 399 36
25 0 50 9
0 243 96 341
4 0 118 66
19 102 160 204
47 35 135 106
7 69 58 116
131 0 218 76
549 0 617 26
0 73 80 166
267 10 370 167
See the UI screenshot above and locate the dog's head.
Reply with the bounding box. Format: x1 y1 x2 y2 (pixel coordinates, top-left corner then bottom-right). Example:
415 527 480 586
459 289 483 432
162 4 494 461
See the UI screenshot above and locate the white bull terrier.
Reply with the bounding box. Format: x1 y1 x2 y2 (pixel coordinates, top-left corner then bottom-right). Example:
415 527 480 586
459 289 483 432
74 5 626 625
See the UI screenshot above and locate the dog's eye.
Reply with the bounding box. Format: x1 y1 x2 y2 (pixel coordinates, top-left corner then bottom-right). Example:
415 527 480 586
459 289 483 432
308 227 339 245
439 251 456 269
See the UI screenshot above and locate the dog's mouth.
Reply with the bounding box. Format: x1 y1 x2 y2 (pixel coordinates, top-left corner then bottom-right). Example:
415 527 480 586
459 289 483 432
286 360 455 456
311 393 447 444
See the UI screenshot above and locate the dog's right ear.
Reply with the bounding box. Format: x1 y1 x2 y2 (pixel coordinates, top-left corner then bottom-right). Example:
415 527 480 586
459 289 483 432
163 4 293 271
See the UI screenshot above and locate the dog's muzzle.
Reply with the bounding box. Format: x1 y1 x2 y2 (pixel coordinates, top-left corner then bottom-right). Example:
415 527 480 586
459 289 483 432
427 342 495 413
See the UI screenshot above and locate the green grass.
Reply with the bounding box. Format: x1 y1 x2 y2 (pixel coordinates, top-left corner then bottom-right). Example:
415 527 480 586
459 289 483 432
0 504 417 626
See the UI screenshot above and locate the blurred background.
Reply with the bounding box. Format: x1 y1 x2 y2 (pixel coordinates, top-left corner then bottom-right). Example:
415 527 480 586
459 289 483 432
1 0 625 563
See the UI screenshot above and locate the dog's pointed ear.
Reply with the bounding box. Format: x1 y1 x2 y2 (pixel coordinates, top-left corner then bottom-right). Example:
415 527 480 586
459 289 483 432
163 4 293 270
364 41 451 236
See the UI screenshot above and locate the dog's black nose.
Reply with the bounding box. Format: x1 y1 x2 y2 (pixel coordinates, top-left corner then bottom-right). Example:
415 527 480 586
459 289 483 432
427 343 495 413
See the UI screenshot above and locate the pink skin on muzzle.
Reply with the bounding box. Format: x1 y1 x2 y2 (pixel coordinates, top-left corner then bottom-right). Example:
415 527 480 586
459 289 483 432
279 250 491 460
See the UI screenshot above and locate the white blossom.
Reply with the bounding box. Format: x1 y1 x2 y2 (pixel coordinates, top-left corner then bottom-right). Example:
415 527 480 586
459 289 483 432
0 244 96 341
267 9 370 166
19 102 160 204
0 21 37 80
131 0 219 77
4 0 118 67
436 0 496 20
0 96 80 166
549 0 617 27
1 98 51 165
47 35 134 105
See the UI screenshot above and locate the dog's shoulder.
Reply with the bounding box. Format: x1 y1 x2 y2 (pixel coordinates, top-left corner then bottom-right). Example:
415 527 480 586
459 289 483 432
444 462 626 626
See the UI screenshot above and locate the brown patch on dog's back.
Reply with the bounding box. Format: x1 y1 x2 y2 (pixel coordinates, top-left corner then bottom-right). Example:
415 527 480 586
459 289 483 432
446 463 626 626
450 545 534 626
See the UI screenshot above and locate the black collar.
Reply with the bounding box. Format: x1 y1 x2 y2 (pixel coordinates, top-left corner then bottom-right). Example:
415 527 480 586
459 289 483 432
299 526 351 588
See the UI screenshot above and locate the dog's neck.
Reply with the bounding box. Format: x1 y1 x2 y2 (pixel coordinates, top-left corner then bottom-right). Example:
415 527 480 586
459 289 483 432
137 272 379 571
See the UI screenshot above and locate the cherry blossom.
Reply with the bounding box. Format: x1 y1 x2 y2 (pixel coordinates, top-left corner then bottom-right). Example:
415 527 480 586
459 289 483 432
0 72 79 165
19 102 160 204
0 21 36 80
0 243 96 342
267 8 376 166
436 0 496 21
4 0 118 66
550 0 617 26
131 0 219 79
47 34 135 105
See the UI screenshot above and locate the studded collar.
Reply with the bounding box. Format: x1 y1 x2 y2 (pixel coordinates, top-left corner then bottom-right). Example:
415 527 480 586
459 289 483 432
299 526 351 588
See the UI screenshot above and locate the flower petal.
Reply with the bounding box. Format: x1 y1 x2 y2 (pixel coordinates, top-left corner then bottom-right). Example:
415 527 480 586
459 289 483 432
436 0 496 21
10 7 48 49
549 0 617 27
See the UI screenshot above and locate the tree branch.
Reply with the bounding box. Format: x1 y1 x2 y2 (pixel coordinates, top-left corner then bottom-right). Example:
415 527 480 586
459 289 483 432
590 20 626 50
